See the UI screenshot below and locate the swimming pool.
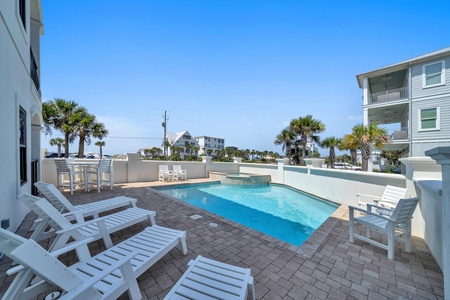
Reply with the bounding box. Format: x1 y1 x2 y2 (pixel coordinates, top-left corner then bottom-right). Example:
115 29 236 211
155 183 339 246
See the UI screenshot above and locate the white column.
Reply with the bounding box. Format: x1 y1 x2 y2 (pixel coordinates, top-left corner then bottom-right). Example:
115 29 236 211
425 147 450 300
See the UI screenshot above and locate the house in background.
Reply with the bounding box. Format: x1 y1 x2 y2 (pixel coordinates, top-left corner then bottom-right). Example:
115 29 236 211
166 131 200 159
357 47 450 158
0 0 44 232
195 135 225 157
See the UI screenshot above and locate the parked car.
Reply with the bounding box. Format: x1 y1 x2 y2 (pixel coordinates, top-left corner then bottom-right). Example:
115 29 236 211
45 152 63 158
333 163 362 171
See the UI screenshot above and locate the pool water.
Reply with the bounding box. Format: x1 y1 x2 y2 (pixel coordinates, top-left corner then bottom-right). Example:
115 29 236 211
155 183 338 246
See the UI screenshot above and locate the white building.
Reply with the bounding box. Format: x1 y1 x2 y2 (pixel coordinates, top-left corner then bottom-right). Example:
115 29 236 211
166 131 199 159
195 135 225 157
1 0 44 232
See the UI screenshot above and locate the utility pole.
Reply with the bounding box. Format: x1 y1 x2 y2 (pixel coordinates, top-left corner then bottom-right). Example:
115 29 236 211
162 110 168 160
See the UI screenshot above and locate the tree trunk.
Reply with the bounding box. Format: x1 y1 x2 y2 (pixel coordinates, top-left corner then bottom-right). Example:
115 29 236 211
64 132 70 158
350 149 357 166
99 146 103 158
301 134 307 164
78 134 85 158
330 147 335 169
57 145 62 158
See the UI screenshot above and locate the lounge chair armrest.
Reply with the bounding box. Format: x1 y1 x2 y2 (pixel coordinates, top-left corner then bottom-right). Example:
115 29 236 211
60 251 139 299
348 205 392 221
50 237 96 257
6 237 96 276
55 215 109 234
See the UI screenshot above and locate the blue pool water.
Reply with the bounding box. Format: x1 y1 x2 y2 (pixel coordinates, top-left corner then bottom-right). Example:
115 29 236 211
155 183 339 246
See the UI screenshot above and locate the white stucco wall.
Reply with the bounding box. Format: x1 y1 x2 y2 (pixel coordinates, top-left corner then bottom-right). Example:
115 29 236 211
0 1 43 232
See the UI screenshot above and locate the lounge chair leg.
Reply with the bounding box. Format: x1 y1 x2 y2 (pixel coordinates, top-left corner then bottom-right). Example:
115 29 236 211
387 225 394 260
180 234 188 255
248 277 256 300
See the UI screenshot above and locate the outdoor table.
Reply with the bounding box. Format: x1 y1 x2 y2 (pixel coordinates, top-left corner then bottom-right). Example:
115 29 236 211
66 161 99 191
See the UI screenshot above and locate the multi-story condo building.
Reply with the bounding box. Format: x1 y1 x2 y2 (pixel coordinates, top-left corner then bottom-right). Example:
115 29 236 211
356 47 450 157
195 135 225 157
166 131 200 159
1 0 44 232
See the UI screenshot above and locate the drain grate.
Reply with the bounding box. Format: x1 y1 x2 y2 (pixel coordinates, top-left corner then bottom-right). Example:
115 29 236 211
190 214 203 220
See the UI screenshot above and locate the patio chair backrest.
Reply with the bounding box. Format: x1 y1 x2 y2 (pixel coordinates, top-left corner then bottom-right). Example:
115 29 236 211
381 185 408 203
173 165 182 172
159 165 169 172
54 158 70 173
34 181 76 213
98 159 112 173
390 197 419 223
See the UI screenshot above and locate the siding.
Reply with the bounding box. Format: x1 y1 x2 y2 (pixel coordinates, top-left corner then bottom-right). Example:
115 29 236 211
411 56 450 99
409 55 450 156
411 95 450 141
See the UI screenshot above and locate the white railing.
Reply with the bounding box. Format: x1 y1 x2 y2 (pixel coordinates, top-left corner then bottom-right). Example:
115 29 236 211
370 86 408 103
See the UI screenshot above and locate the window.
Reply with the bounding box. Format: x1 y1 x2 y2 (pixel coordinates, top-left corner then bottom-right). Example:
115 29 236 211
19 0 26 29
423 61 445 88
19 107 27 185
419 107 440 131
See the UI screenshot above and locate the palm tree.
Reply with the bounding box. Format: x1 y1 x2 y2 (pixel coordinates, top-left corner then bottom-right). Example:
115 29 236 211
49 137 65 157
193 146 200 158
95 141 106 158
351 123 389 171
320 137 342 169
341 133 359 166
69 107 93 158
289 115 326 165
42 98 79 158
206 149 213 156
274 128 296 160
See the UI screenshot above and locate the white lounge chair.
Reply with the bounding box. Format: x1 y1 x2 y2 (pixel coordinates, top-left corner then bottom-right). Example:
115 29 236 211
349 197 419 260
357 185 408 215
54 158 85 195
86 159 114 193
0 224 187 300
34 181 136 221
18 193 156 251
173 165 187 181
159 165 173 182
164 255 255 300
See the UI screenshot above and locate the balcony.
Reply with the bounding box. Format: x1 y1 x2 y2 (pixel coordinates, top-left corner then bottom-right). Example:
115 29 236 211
370 86 408 104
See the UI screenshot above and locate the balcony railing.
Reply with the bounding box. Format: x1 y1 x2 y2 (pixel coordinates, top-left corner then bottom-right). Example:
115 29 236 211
390 128 409 140
30 48 40 93
370 87 408 104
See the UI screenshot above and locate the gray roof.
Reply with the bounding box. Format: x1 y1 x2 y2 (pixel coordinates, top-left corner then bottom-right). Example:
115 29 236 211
356 46 450 88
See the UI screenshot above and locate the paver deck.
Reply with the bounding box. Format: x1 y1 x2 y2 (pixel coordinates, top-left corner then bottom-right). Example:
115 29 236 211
0 180 444 299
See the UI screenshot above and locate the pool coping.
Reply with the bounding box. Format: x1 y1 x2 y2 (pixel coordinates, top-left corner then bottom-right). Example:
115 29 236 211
148 182 348 258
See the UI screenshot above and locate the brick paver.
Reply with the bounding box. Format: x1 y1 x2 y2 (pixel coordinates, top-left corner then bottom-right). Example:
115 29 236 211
0 180 444 299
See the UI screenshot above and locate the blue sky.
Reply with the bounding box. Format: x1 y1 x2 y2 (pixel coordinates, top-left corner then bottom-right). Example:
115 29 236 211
40 0 450 156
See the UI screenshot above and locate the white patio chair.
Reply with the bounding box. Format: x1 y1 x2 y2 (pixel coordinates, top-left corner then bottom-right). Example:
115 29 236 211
54 158 85 195
349 197 419 260
18 193 156 251
0 224 187 300
164 255 255 300
86 159 114 193
159 165 173 182
357 185 408 216
34 181 136 220
173 165 187 181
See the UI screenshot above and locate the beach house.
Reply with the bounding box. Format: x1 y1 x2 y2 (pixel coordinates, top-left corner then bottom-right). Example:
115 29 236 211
356 47 450 157
195 135 225 157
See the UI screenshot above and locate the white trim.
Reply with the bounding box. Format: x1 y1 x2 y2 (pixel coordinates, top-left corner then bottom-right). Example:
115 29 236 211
412 93 450 102
418 107 440 132
422 60 446 88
